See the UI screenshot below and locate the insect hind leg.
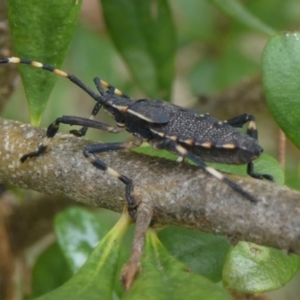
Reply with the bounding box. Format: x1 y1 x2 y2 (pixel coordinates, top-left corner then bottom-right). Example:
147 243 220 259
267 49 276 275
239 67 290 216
150 138 258 203
226 114 273 181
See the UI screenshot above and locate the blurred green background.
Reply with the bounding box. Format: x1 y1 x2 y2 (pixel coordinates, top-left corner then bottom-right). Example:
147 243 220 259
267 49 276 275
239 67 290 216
2 0 300 299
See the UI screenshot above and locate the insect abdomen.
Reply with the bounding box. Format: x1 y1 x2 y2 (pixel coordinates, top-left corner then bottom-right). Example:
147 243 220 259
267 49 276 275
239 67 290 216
183 142 262 164
150 112 263 165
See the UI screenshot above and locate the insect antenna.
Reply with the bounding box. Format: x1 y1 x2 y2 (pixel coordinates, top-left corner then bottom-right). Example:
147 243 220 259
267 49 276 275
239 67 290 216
0 57 129 102
0 57 130 137
0 57 102 100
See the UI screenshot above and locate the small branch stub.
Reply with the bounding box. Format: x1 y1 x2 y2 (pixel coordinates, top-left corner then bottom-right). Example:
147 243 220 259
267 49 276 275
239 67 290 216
121 202 153 291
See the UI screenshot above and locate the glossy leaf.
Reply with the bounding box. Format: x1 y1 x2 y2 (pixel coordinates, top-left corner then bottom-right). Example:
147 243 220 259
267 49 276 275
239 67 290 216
7 0 82 125
30 243 72 298
133 145 284 184
209 154 284 185
54 207 110 274
157 226 231 282
262 32 300 150
34 210 132 300
101 0 176 100
223 241 300 293
123 229 232 300
209 0 275 36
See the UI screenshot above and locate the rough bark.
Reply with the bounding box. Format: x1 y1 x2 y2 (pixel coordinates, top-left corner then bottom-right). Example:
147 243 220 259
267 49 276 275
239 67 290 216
1 118 300 255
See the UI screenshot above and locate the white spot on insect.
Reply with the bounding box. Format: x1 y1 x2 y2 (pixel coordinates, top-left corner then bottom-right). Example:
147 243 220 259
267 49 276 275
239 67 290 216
42 137 52 147
175 145 188 156
205 166 224 180
100 79 124 95
200 142 212 148
150 128 165 137
106 167 121 178
54 69 68 77
9 57 21 63
127 109 156 122
248 121 256 130
168 135 178 141
115 89 123 96
222 143 236 149
200 114 204 117
218 121 222 125
31 61 43 68
114 105 128 112
183 138 194 146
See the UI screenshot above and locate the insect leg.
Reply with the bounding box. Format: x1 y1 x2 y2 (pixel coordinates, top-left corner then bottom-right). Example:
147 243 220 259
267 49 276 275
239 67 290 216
150 138 258 203
226 114 273 181
94 77 130 98
83 138 143 207
69 102 103 137
70 78 130 137
20 116 124 162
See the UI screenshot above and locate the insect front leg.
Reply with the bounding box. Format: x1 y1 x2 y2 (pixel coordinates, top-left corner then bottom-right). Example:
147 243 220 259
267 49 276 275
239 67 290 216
226 114 273 181
71 78 130 137
70 102 103 137
83 138 143 207
21 116 124 162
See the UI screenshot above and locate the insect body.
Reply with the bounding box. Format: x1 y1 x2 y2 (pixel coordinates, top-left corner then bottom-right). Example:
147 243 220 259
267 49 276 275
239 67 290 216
0 57 273 206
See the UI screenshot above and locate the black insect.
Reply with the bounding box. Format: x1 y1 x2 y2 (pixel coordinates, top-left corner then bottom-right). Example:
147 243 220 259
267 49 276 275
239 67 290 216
0 57 273 206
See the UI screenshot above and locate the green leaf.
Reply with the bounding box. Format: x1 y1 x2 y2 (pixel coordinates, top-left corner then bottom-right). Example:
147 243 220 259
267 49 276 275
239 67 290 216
223 241 300 293
209 0 275 36
101 0 176 100
7 0 82 125
34 210 132 300
54 207 110 274
30 243 72 298
209 154 284 185
132 145 284 184
262 32 300 151
123 229 232 300
157 226 231 282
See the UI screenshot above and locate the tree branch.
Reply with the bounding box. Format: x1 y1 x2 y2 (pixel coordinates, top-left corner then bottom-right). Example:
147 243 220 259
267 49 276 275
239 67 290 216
1 118 300 254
